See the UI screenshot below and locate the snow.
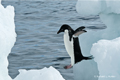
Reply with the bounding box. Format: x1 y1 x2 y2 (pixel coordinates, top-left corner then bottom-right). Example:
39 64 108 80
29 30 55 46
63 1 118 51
91 37 120 80
0 0 16 80
14 66 65 80
0 0 65 80
75 0 120 80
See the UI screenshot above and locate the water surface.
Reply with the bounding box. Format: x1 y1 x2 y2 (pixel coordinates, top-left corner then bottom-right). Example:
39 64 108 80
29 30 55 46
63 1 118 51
2 1 105 80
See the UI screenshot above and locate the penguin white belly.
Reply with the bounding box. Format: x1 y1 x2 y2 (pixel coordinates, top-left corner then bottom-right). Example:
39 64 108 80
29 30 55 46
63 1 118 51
64 30 74 65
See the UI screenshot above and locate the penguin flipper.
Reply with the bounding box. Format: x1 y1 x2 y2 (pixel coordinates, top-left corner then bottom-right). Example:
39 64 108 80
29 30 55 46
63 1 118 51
73 26 87 37
75 26 85 32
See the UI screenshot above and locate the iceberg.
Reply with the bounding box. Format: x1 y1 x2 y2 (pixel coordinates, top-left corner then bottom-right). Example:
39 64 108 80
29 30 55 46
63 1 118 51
91 37 120 80
75 0 120 80
76 0 120 16
0 0 65 80
0 0 16 80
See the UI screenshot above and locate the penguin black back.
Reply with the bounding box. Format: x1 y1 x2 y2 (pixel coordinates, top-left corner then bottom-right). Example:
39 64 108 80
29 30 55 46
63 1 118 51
73 37 84 63
73 37 93 64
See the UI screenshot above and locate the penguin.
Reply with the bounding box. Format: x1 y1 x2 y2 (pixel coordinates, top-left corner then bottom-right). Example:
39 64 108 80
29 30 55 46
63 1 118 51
57 24 93 69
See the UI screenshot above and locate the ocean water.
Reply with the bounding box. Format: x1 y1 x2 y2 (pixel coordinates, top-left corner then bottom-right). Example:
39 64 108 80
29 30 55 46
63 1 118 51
2 1 105 80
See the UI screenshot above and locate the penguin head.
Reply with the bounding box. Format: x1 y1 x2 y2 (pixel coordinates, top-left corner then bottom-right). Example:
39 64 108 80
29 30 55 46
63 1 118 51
57 24 71 34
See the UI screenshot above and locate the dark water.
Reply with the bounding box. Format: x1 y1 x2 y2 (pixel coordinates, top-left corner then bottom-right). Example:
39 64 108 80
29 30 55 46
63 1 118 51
2 1 105 80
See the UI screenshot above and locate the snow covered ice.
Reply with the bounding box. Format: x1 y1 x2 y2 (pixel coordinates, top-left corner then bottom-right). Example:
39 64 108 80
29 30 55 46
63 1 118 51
91 38 120 80
75 0 120 80
0 0 16 80
14 66 65 80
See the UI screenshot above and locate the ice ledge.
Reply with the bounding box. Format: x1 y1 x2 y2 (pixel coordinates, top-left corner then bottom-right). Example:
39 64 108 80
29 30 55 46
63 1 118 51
91 37 120 80
14 66 65 80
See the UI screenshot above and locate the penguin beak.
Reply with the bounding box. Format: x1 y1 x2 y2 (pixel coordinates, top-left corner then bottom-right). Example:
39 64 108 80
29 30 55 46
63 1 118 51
57 30 60 34
57 29 62 34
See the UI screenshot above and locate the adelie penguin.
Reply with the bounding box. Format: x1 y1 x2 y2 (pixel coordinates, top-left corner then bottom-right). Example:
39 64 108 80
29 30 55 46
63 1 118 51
57 24 93 69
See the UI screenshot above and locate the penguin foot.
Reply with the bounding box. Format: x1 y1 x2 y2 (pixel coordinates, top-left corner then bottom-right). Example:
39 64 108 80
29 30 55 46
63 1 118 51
64 64 72 69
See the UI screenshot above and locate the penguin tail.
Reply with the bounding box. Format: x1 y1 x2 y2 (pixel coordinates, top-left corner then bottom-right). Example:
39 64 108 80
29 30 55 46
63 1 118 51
83 55 94 60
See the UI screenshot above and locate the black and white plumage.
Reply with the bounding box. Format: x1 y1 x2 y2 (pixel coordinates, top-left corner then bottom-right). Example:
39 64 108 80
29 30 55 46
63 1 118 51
57 24 93 69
